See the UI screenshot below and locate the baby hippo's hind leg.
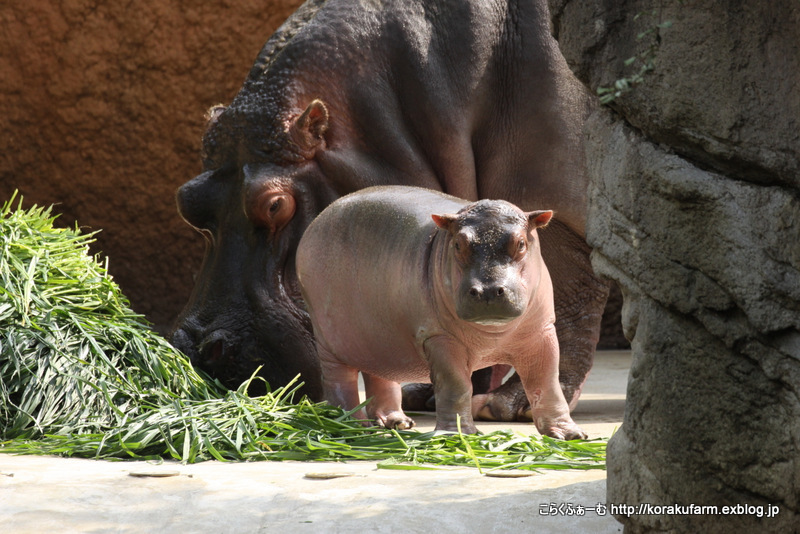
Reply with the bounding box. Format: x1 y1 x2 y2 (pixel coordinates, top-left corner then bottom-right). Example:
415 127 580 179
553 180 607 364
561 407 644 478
363 373 415 430
319 346 368 422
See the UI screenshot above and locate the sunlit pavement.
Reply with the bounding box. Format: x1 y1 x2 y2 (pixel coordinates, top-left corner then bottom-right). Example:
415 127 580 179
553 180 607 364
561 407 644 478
0 351 629 533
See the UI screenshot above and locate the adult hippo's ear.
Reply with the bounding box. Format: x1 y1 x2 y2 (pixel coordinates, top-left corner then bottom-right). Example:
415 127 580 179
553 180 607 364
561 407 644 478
526 210 553 229
289 99 329 158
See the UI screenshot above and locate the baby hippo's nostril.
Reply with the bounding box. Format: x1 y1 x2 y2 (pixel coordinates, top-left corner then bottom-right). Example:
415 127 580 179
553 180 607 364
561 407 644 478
469 286 481 298
496 287 505 297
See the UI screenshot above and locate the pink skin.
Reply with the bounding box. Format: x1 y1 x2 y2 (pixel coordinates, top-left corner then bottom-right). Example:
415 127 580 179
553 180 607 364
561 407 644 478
297 186 586 439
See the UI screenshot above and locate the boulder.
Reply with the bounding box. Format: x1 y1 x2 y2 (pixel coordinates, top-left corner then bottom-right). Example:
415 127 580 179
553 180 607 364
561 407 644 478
553 0 799 531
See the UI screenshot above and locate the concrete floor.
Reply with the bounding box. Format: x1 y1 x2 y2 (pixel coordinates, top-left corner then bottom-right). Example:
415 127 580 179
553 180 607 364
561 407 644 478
0 351 629 534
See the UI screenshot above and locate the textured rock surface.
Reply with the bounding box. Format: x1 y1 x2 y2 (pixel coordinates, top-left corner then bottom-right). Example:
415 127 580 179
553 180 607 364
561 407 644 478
553 0 799 531
0 0 302 332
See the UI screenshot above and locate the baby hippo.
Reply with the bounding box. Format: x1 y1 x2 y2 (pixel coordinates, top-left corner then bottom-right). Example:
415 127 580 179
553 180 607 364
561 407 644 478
296 186 586 440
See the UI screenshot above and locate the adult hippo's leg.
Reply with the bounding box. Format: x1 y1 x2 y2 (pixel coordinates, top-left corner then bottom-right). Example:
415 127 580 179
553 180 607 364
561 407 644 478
472 220 610 421
542 220 611 409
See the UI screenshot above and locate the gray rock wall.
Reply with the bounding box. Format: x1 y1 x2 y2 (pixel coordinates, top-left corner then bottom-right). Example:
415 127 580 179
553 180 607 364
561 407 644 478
552 0 800 531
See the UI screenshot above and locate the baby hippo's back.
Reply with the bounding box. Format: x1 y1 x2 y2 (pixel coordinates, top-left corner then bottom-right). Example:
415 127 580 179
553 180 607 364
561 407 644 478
296 186 466 380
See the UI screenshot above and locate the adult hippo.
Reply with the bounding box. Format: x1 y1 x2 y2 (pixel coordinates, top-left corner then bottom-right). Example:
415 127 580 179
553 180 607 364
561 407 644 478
171 0 610 416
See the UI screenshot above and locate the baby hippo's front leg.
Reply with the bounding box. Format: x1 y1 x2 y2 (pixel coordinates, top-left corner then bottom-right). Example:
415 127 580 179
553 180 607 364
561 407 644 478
516 325 587 440
363 374 415 430
425 336 478 434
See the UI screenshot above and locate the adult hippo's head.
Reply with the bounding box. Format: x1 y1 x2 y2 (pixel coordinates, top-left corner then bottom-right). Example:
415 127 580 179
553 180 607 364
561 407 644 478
171 99 338 398
165 1 432 397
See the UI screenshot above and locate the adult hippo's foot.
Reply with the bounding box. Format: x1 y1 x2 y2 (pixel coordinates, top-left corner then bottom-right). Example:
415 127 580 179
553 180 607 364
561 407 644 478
401 383 437 412
470 373 531 421
401 367 496 412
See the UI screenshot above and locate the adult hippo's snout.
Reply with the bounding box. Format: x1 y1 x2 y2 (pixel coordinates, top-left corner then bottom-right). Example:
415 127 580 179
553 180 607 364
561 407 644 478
172 324 266 393
171 309 323 398
172 327 237 369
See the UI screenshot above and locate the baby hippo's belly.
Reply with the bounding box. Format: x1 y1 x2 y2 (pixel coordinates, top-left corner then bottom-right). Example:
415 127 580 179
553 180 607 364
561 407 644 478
318 322 433 384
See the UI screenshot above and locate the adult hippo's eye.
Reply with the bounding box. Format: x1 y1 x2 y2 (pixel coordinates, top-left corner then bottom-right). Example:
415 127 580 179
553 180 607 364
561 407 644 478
269 199 282 214
249 190 297 234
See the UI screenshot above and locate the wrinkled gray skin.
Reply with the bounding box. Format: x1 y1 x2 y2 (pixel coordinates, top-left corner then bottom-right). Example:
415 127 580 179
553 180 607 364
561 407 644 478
297 186 586 439
172 0 610 412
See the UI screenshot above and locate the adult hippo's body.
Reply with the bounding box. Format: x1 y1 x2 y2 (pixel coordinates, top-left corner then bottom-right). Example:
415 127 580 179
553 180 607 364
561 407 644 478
172 0 610 415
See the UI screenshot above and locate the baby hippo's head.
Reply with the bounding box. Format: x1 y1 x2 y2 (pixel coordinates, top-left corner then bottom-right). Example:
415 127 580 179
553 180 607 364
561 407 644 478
432 200 552 326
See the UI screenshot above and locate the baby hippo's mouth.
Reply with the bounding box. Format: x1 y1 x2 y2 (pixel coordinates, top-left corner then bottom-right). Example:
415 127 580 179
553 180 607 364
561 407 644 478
457 304 524 326
470 316 517 326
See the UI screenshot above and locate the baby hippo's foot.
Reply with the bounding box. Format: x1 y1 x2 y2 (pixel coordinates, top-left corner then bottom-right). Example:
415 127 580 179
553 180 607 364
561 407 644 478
363 375 414 429
433 416 478 435
535 416 588 441
373 410 415 430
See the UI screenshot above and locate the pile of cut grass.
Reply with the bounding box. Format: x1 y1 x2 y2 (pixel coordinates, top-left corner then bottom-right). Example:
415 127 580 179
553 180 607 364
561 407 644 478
0 193 606 470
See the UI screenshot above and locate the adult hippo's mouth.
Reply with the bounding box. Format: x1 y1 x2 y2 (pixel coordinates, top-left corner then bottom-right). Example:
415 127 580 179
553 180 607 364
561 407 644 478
171 284 321 398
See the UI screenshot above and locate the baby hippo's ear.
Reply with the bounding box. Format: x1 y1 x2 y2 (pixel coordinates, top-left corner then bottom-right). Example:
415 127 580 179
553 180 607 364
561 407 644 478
527 210 553 229
432 213 458 232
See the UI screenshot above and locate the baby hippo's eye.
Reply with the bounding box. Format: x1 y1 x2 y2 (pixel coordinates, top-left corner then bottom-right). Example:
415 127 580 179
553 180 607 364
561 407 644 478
453 234 470 261
510 236 527 259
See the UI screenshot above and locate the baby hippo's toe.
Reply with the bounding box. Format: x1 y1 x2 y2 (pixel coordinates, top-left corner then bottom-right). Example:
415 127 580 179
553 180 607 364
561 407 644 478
541 420 588 441
376 411 416 430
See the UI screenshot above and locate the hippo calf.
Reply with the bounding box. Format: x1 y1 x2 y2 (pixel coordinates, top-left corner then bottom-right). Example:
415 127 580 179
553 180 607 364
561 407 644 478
296 186 586 439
